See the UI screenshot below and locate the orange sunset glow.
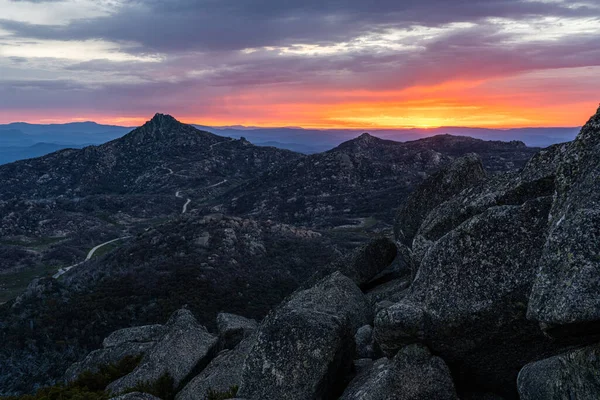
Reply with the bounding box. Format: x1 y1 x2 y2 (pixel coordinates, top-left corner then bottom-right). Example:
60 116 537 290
3 68 599 129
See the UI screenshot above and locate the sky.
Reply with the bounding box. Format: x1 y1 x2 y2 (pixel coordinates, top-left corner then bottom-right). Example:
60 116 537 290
0 0 599 128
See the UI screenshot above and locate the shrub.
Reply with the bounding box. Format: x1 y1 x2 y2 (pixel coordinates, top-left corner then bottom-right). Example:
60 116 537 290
206 385 239 400
1 355 141 400
125 373 176 400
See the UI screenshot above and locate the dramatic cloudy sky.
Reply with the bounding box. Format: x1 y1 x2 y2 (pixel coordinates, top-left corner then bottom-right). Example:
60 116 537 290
1 0 599 127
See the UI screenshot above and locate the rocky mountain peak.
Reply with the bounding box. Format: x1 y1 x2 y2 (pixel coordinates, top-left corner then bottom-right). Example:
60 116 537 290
122 113 203 144
142 113 184 133
357 132 374 141
149 113 178 126
333 132 389 153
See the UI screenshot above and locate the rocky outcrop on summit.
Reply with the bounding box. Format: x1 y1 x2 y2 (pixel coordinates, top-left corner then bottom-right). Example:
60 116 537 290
238 272 370 400
340 344 458 400
107 309 218 394
394 153 486 245
517 344 600 399
527 107 600 331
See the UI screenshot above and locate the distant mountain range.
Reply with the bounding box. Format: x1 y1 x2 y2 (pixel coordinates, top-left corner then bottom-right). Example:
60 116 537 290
0 120 580 165
220 133 539 227
0 114 539 299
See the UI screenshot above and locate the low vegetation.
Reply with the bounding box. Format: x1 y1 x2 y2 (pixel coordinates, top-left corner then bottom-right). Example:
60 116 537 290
0 356 141 400
125 373 176 400
206 385 239 400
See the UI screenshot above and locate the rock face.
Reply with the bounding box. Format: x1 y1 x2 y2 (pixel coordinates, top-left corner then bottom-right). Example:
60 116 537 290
65 325 164 382
107 309 218 395
340 344 458 400
528 107 600 332
237 272 370 400
517 344 600 399
216 313 258 350
176 336 255 400
376 197 553 395
394 154 486 245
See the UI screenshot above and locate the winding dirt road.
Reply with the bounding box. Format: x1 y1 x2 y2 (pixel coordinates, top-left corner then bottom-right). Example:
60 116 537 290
53 236 131 279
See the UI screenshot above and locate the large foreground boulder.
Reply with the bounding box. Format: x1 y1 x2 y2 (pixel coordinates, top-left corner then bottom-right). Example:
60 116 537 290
176 336 255 400
528 106 600 333
394 154 486 245
375 197 554 396
517 344 600 399
65 325 165 382
340 344 458 400
107 309 218 395
237 272 370 400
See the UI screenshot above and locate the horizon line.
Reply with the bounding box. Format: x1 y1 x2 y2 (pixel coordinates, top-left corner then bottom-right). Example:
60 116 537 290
0 118 582 132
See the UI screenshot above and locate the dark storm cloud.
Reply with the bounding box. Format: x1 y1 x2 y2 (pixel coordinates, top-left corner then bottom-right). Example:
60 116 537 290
1 0 598 53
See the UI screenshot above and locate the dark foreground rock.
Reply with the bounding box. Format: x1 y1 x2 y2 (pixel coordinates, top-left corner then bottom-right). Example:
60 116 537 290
107 309 218 395
376 197 554 396
65 343 153 384
528 107 600 334
176 336 254 400
340 344 458 400
410 143 562 266
355 325 376 359
65 325 165 382
517 343 600 399
237 272 370 400
216 313 257 350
